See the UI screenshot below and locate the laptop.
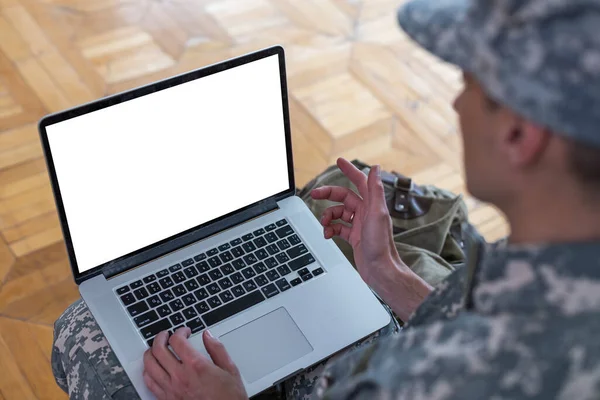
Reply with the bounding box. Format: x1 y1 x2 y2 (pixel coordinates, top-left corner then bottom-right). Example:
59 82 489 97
38 45 391 398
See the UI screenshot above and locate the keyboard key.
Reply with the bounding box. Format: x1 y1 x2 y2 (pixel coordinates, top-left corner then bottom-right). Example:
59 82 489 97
182 307 197 320
159 290 175 302
290 278 302 286
207 283 221 295
134 287 149 301
275 225 294 238
287 244 309 260
170 299 184 311
194 253 206 262
159 276 174 289
218 277 233 290
253 237 267 248
232 259 246 270
127 300 148 317
231 272 244 284
121 293 136 305
141 318 172 339
242 267 256 279
172 271 186 283
288 234 301 245
182 293 197 306
253 262 267 274
186 317 205 334
277 239 291 251
143 275 157 284
172 325 185 333
157 305 172 318
276 253 290 264
255 275 269 287
148 295 162 308
265 257 278 269
220 264 235 275
116 285 129 295
265 224 277 232
219 251 233 263
207 296 222 308
131 280 143 290
208 256 222 268
231 246 244 258
173 285 187 297
266 270 280 281
194 288 209 301
147 282 161 294
184 266 199 279
218 243 230 252
169 264 182 272
243 254 258 265
276 219 288 227
196 261 210 273
289 254 315 271
277 265 291 276
261 283 279 298
203 290 265 327
298 268 310 276
184 280 200 291
242 233 254 242
197 274 211 286
242 280 257 292
195 301 210 314
207 248 219 256
170 312 185 326
253 228 265 236
265 232 278 243
156 269 169 278
182 258 194 267
275 278 291 292
231 285 245 297
242 242 256 253
313 268 324 276
266 244 280 255
230 238 243 246
147 338 155 347
301 272 313 282
255 249 269 260
209 269 223 281
219 290 234 303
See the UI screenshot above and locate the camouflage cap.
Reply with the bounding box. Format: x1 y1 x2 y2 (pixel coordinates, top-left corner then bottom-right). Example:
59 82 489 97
397 0 600 148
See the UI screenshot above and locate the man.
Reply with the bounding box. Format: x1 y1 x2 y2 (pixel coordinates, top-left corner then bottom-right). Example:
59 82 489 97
52 0 600 398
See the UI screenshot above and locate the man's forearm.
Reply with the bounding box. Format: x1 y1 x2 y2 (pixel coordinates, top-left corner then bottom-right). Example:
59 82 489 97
371 258 434 322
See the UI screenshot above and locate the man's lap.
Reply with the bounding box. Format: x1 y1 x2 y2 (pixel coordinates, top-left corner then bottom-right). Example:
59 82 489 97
52 299 399 400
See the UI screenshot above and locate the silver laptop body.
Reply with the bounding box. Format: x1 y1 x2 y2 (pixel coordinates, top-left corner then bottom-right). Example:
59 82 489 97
38 45 391 399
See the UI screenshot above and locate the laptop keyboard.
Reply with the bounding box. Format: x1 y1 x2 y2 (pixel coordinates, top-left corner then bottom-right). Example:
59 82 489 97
115 218 325 347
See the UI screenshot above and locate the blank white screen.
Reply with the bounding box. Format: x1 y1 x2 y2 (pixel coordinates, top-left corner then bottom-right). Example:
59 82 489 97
46 55 289 273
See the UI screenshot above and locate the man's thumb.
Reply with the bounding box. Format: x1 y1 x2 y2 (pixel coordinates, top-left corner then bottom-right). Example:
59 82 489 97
203 330 239 377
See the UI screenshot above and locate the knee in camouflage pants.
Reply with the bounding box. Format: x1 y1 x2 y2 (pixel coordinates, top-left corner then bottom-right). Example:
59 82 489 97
52 299 400 400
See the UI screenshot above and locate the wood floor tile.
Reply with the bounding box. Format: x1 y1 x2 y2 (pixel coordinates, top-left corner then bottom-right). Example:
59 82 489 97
0 237 15 283
0 324 37 400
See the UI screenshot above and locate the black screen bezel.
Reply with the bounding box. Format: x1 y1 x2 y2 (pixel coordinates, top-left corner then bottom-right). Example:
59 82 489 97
38 45 295 285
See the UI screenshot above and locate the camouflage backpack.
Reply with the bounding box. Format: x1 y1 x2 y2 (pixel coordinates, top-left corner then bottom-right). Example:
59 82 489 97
297 159 473 292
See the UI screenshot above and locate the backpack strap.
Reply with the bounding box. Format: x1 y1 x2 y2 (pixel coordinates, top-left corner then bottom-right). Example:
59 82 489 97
462 223 486 310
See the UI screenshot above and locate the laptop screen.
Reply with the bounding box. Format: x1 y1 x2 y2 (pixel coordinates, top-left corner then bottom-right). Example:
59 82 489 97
44 54 290 274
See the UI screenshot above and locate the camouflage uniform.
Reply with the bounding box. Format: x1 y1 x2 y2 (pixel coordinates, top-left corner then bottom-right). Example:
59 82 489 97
52 0 600 399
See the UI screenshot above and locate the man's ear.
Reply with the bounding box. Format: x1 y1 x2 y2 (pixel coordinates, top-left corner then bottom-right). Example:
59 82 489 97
502 116 550 168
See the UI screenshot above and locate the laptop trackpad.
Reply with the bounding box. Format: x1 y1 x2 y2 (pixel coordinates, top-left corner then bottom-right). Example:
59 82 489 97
219 307 313 383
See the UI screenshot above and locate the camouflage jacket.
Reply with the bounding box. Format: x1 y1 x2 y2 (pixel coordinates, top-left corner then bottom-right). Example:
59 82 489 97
312 240 600 399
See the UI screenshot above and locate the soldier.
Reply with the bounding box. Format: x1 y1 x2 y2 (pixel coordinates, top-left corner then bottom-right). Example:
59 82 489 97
52 0 600 399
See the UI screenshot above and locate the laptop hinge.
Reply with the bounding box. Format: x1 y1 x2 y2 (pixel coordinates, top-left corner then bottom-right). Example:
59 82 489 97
102 199 279 280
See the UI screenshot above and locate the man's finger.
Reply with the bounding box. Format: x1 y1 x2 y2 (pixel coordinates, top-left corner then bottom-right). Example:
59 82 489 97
143 348 171 389
337 158 368 198
203 330 240 377
310 186 362 212
324 222 352 242
367 165 387 213
152 331 181 375
169 327 208 367
321 205 355 226
143 370 167 400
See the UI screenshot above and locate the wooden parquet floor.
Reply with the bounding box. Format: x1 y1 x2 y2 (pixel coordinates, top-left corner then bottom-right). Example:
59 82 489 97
0 0 508 398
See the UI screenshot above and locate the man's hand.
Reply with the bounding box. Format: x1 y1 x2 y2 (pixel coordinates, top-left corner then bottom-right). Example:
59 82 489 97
143 328 247 400
311 158 432 320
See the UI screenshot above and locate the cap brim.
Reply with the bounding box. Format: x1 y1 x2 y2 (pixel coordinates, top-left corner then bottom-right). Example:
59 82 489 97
397 0 471 72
